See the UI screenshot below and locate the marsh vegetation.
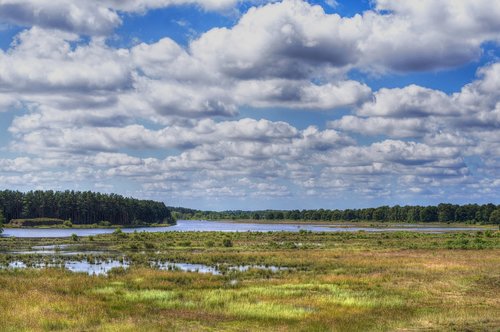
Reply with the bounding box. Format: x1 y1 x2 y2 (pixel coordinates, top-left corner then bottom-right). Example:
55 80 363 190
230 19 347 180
1 230 499 331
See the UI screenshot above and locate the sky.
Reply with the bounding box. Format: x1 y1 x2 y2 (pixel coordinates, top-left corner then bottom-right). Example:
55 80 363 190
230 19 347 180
0 0 499 211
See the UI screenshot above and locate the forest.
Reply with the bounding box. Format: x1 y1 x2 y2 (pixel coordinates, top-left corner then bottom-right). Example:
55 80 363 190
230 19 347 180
170 203 500 224
0 190 174 226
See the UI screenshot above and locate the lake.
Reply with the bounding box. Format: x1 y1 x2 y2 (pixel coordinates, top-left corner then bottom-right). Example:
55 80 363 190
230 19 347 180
0 220 487 238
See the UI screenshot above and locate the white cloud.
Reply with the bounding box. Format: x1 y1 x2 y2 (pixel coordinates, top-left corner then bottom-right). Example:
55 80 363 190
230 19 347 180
356 85 458 118
190 0 500 76
329 116 431 138
235 79 371 109
0 0 245 35
0 0 120 35
0 28 132 92
190 0 362 79
333 63 500 146
0 1 499 206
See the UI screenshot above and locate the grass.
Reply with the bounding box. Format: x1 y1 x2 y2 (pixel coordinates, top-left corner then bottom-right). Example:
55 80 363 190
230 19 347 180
0 231 499 331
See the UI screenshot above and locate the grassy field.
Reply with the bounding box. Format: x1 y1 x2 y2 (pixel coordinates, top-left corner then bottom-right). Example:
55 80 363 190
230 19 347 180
1 230 499 331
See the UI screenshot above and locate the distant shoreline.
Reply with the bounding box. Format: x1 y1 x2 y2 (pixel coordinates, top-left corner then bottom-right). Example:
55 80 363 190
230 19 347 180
177 219 496 229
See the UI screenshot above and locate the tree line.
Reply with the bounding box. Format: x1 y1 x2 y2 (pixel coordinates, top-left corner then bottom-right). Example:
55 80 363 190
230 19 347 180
0 190 174 226
170 203 500 224
0 209 4 233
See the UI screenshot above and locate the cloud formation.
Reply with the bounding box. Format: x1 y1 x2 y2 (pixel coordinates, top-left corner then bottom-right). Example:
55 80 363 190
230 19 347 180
0 0 245 35
0 0 499 208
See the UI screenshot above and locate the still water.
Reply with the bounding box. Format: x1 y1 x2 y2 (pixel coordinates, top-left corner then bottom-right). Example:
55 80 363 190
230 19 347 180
7 260 128 275
1 219 486 238
5 259 286 276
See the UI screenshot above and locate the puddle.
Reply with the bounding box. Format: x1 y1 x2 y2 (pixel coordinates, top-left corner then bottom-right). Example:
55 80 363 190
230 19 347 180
9 250 106 256
5 259 128 275
3 259 286 276
31 245 71 250
153 262 288 275
154 262 220 274
4 244 108 256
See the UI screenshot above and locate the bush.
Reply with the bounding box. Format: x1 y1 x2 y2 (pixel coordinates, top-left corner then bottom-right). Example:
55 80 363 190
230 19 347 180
222 239 233 247
63 220 73 228
113 228 127 238
71 233 79 242
10 218 65 227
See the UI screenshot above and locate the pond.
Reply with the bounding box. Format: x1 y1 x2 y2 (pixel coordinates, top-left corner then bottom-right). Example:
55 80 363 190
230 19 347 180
7 259 128 276
0 219 487 238
3 259 286 276
152 262 288 275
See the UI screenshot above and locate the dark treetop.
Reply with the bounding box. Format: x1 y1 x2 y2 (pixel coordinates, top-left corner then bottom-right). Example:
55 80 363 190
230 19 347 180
0 190 174 226
170 203 500 224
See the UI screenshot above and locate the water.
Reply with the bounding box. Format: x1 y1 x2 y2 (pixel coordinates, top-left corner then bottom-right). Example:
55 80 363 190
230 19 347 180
153 262 287 275
0 220 487 238
6 260 128 275
9 250 106 256
154 262 220 274
4 259 283 276
3 244 107 256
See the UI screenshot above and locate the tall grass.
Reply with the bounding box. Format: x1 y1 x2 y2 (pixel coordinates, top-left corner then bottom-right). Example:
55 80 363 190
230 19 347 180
0 230 499 331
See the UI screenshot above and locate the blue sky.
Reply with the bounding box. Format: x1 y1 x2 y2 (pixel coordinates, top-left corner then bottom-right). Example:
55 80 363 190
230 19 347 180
0 0 499 210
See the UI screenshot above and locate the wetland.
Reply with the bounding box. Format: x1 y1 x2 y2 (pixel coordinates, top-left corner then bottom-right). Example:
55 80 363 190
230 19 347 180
1 228 499 331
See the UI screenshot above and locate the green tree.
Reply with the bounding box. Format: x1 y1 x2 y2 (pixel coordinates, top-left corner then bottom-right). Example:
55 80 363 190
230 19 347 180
438 203 456 222
0 209 4 234
0 189 174 226
489 209 500 227
420 206 438 222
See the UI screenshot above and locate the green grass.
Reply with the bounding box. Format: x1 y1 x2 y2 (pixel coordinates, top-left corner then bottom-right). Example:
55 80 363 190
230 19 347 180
0 230 499 331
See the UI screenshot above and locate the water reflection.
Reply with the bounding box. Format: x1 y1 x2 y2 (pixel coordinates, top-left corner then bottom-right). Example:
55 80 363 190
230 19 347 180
6 260 128 275
1 220 487 238
3 259 286 276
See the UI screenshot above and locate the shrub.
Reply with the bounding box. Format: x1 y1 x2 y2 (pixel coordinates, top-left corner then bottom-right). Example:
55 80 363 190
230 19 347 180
10 218 65 227
113 228 127 238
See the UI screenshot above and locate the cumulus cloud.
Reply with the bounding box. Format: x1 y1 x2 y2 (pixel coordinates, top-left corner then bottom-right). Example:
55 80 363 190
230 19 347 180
333 63 500 145
190 0 362 79
190 0 500 76
0 93 21 111
329 116 431 138
0 0 499 206
235 79 371 109
0 0 120 35
9 118 340 155
0 27 132 92
0 0 245 35
356 85 458 118
106 0 240 13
